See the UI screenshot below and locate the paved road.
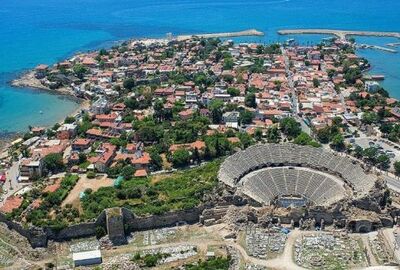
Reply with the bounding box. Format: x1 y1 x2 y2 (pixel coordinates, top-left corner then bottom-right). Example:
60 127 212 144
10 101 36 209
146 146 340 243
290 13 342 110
282 48 311 135
384 176 400 193
0 161 23 207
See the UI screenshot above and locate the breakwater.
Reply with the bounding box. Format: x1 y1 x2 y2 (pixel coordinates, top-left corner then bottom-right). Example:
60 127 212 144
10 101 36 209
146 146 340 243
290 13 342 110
278 29 400 40
176 29 264 41
357 44 397 53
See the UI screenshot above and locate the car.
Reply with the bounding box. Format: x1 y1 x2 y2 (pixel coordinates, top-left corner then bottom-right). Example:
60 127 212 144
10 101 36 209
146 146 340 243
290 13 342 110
369 141 375 146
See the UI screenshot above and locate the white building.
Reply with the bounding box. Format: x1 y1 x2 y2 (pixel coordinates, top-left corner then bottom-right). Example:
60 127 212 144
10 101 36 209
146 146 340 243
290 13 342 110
365 81 380 93
73 250 102 267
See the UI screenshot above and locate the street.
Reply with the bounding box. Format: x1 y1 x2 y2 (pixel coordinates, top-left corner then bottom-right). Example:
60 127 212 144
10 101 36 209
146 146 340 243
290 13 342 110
0 161 22 207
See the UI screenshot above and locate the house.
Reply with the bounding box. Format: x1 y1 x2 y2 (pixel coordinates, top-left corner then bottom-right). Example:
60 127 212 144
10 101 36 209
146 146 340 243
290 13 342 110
95 113 118 123
0 173 6 184
0 196 23 213
90 96 109 114
200 108 210 118
134 169 148 177
57 123 77 140
365 81 380 93
154 87 174 96
35 64 48 79
131 152 151 170
169 140 206 154
19 158 43 181
31 127 46 136
223 111 240 128
88 143 116 172
72 138 92 151
391 107 400 118
178 109 194 120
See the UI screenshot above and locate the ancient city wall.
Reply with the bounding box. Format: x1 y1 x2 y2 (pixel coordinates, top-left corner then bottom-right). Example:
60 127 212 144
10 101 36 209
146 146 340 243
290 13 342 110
0 205 209 248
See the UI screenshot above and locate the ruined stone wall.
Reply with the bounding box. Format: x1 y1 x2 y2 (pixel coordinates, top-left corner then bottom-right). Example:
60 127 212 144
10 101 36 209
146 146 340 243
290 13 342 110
46 210 107 242
106 208 127 245
0 205 207 248
122 205 207 232
0 212 47 248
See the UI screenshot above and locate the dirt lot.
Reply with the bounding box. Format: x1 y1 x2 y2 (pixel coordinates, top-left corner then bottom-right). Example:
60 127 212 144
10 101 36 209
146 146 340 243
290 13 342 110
61 174 113 211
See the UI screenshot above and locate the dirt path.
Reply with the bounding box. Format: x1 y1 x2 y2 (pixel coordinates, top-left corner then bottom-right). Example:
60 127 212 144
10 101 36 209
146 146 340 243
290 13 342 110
0 237 32 269
361 233 379 266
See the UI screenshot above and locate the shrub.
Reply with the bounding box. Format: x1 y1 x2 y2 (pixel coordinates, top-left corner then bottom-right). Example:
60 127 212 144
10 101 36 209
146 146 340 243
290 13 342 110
87 171 96 179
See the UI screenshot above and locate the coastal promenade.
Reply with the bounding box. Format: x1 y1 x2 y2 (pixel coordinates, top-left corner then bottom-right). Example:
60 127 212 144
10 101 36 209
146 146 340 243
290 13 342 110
278 29 400 40
176 29 264 41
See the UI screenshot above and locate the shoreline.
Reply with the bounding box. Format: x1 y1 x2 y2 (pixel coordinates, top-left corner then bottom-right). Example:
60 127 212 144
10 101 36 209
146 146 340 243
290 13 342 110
0 72 89 154
4 28 398 152
10 70 79 98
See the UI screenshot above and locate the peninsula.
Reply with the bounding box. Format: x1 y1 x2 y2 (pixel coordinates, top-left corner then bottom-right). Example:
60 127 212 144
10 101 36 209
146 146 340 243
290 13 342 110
2 33 400 269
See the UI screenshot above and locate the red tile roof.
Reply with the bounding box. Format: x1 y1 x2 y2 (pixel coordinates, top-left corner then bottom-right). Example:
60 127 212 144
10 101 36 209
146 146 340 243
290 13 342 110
0 196 23 213
134 169 148 177
43 179 62 193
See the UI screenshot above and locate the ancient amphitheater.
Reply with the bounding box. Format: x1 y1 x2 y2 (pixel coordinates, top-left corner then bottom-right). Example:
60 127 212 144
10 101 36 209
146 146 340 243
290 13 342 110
219 144 377 207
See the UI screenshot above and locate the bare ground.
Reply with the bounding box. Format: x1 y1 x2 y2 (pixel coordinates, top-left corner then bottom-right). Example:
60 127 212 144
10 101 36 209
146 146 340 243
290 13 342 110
61 174 113 211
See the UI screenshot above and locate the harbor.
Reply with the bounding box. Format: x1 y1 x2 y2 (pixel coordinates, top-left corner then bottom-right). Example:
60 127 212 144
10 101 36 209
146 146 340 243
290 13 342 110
357 44 397 53
387 42 400 47
277 29 400 40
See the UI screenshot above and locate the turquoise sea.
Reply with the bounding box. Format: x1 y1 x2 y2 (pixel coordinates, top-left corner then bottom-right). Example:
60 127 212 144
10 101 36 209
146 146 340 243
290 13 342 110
1 0 400 135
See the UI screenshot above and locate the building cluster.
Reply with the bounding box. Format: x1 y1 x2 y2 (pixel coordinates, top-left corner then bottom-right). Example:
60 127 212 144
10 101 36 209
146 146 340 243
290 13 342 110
3 35 397 216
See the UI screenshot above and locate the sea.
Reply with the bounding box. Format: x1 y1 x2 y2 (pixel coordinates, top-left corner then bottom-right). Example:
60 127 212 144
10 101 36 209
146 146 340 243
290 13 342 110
1 0 400 135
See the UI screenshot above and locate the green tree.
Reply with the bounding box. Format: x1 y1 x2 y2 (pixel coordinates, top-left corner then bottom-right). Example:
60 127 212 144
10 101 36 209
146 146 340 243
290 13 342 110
362 112 379 125
171 149 191 168
377 154 390 170
330 133 345 151
209 100 223 124
123 78 136 90
72 64 88 79
227 87 240 97
239 110 254 125
43 153 65 172
363 147 378 164
238 132 253 148
265 126 280 143
245 93 257 108
121 165 135 179
64 116 75 124
124 97 139 109
223 58 234 70
353 145 364 158
316 127 331 144
280 117 301 139
394 161 400 175
149 150 163 171
313 78 320 88
254 128 263 141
